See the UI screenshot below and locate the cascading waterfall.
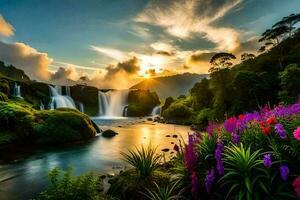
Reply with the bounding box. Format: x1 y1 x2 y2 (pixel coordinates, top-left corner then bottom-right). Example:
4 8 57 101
39 102 45 110
78 102 85 113
13 83 22 98
151 105 161 116
49 85 76 109
98 90 129 117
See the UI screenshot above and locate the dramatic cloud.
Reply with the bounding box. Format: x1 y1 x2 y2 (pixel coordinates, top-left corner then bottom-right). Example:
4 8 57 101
0 41 52 80
0 15 14 37
90 46 128 61
135 0 242 50
51 65 79 81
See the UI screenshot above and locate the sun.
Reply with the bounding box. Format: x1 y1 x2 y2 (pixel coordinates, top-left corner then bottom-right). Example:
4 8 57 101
144 73 151 79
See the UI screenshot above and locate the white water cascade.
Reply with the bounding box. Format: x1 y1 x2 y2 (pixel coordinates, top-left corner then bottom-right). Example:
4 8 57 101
98 90 129 117
13 83 22 98
78 102 85 113
151 105 161 116
49 86 76 109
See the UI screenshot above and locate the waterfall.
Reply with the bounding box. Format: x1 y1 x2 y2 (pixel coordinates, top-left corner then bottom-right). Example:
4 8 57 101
123 105 128 117
40 102 45 110
78 102 85 113
151 105 161 116
98 90 129 117
13 83 22 98
49 85 76 109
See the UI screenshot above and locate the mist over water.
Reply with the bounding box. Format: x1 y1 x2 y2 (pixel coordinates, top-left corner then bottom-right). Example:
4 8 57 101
98 90 129 118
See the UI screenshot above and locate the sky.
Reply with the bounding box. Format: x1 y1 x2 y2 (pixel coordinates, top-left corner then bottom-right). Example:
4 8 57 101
0 0 299 89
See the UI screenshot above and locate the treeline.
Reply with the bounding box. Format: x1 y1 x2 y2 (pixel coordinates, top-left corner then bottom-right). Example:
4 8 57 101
162 13 300 129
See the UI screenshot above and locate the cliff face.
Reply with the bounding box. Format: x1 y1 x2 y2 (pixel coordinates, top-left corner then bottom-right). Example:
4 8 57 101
70 85 99 116
127 89 160 117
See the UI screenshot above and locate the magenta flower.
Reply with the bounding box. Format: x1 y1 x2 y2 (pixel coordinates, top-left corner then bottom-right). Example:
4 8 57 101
205 168 215 193
294 126 300 141
274 123 287 139
214 141 224 175
224 117 237 134
184 134 197 173
263 154 272 168
280 165 290 181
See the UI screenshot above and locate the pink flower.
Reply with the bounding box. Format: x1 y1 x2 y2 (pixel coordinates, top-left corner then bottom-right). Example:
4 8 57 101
292 177 300 198
294 126 300 141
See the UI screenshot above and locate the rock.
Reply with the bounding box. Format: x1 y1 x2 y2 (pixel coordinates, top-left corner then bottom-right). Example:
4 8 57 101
172 135 178 138
147 117 153 121
171 142 174 144
102 129 118 138
166 135 171 137
161 148 170 152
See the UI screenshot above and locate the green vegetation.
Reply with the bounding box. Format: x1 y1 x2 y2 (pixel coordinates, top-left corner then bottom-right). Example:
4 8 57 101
127 89 160 116
162 14 300 129
0 101 97 146
34 167 113 200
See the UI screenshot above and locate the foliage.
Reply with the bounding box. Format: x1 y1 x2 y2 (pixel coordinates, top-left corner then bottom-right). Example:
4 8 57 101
162 102 193 122
209 52 236 73
278 64 300 103
121 145 161 179
220 144 263 199
127 89 160 117
34 167 110 200
0 92 8 101
142 182 184 200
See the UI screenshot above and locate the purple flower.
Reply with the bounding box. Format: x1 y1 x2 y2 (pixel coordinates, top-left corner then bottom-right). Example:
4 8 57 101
191 171 198 200
263 154 272 168
232 133 239 144
184 134 197 173
205 168 215 193
274 123 287 139
206 122 218 138
214 141 224 175
280 165 290 181
224 117 238 134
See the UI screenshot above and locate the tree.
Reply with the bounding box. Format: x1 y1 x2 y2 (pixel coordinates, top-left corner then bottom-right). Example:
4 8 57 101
273 13 300 37
241 53 255 62
209 52 236 73
190 78 213 111
278 64 300 103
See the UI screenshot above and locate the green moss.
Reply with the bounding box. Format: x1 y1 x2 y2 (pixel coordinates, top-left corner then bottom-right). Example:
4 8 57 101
0 79 10 95
0 101 97 146
0 92 8 101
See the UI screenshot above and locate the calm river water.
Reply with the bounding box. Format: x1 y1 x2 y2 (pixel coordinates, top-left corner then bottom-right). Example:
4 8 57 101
0 118 191 200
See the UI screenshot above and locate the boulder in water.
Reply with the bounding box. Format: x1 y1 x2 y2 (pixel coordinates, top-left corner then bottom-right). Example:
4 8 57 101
102 129 118 138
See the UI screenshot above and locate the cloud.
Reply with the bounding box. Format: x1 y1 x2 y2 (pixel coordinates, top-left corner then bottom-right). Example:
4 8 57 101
0 15 14 37
135 0 242 51
90 45 128 61
128 26 150 38
51 65 79 81
0 41 52 80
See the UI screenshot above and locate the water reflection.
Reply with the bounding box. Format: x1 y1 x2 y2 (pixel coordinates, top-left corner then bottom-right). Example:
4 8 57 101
0 121 190 200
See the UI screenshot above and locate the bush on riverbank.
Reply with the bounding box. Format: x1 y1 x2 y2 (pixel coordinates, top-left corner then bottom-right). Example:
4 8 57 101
0 101 97 146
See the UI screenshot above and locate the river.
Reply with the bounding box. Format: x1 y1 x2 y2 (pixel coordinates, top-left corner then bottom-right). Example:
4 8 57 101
0 118 191 200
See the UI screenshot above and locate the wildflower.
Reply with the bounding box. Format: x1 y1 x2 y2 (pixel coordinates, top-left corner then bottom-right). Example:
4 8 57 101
205 168 215 193
232 133 239 144
184 134 197 173
224 117 237 134
206 122 218 138
274 123 287 139
214 141 224 175
173 144 179 152
191 171 198 200
294 126 300 141
267 116 277 125
292 177 300 198
260 121 271 136
280 165 289 181
263 154 272 168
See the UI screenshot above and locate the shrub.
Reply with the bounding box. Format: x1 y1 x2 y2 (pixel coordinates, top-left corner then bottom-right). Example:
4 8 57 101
220 144 264 199
142 182 184 200
34 167 110 200
121 145 161 179
162 102 192 120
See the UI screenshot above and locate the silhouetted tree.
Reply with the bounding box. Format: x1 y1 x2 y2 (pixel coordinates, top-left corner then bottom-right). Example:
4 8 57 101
241 53 255 62
209 52 236 73
273 13 300 37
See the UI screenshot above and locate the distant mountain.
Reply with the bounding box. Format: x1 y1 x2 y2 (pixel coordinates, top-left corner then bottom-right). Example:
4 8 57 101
130 73 208 100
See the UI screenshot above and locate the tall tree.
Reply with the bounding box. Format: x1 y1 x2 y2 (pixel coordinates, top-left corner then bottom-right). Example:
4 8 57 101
273 13 300 37
209 52 236 73
241 53 255 62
